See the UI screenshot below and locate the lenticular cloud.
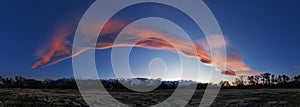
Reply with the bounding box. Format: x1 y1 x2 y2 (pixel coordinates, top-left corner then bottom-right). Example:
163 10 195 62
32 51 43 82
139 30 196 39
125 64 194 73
33 20 257 76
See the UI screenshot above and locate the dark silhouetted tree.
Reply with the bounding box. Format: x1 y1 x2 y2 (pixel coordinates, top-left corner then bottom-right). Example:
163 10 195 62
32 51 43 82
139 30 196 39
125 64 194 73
282 75 290 83
3 78 14 88
219 80 230 87
42 78 55 88
271 75 276 85
23 79 42 88
0 76 3 87
248 76 255 86
15 76 26 87
234 76 245 87
293 75 300 82
277 75 283 84
254 75 261 86
262 73 271 86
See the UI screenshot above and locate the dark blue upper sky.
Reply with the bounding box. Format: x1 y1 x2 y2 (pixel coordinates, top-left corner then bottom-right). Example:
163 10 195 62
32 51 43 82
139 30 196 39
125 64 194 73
0 0 94 79
205 0 300 76
0 0 299 80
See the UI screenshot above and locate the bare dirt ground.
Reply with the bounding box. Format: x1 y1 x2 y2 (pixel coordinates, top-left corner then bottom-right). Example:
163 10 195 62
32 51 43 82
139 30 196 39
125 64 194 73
0 89 299 107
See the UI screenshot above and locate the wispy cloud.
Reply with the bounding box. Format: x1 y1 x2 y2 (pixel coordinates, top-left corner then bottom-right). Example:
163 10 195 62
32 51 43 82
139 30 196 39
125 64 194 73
33 20 260 76
32 20 212 68
226 53 261 76
32 23 74 69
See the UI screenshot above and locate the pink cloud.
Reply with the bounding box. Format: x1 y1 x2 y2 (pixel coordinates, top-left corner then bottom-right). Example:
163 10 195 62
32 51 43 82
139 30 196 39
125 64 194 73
33 20 260 77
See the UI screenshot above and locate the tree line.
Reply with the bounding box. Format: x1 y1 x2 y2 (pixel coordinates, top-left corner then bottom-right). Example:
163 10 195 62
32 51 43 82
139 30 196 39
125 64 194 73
0 76 208 89
220 73 300 89
0 76 77 89
1 73 300 89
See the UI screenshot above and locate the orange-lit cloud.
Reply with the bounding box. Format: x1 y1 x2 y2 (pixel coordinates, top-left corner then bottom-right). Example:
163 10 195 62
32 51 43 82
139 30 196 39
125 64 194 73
33 20 260 77
196 35 231 52
226 52 251 71
235 70 261 76
226 53 262 76
33 21 212 69
221 70 236 76
198 36 259 76
32 24 74 68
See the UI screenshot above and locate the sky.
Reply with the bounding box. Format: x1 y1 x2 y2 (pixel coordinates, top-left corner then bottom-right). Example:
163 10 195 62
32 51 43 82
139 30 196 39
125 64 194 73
0 0 299 82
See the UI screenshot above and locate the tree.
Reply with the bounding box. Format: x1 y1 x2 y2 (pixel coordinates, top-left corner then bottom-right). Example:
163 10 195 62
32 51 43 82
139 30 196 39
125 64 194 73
278 75 283 83
219 80 230 87
271 75 276 85
23 79 42 88
234 76 245 87
293 75 300 82
0 76 2 82
42 78 55 88
282 75 290 83
3 78 14 88
254 75 261 86
261 74 265 85
240 75 245 85
248 76 255 86
262 73 271 86
15 76 26 87
0 76 3 87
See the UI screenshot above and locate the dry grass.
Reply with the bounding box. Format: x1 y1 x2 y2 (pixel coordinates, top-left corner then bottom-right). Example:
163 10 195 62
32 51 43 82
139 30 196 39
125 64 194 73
0 89 299 107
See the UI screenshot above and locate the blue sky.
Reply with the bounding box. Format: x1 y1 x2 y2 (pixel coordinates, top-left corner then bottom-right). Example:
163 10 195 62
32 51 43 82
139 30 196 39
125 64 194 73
205 0 300 76
0 0 299 82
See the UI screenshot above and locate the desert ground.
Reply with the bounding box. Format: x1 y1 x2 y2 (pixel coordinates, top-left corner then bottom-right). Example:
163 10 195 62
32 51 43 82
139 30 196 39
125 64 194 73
0 89 299 107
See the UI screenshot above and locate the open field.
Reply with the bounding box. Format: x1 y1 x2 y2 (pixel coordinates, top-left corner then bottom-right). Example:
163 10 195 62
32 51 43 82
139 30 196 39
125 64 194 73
0 89 300 107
